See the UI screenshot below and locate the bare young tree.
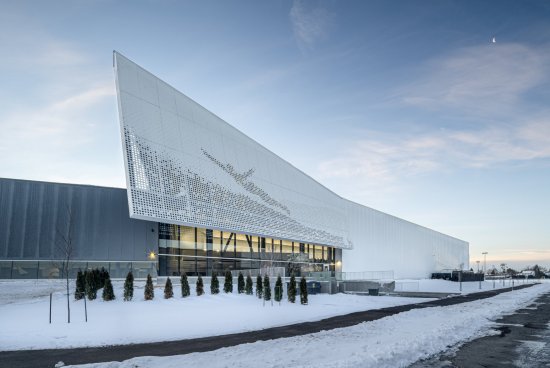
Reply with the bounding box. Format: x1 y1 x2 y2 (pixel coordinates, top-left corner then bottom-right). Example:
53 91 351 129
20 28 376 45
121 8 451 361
56 204 75 324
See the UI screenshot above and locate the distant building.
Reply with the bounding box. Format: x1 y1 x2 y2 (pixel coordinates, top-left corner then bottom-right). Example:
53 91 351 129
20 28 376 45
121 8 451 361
0 53 469 280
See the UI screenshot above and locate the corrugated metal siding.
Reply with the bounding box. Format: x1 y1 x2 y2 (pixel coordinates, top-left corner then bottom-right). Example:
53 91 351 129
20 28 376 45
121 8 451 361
0 178 157 261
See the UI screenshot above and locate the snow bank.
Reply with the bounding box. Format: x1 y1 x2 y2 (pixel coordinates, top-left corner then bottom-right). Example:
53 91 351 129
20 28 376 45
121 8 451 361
69 283 550 368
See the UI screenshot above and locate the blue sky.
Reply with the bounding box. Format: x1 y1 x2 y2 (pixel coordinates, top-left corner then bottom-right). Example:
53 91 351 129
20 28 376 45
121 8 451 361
1 0 549 270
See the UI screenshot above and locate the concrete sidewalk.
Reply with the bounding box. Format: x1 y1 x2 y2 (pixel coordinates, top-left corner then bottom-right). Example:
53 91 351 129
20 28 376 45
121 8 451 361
0 284 536 368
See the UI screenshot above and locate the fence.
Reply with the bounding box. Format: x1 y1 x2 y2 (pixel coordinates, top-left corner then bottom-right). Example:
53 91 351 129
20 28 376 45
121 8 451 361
230 267 285 280
0 260 157 280
336 271 394 281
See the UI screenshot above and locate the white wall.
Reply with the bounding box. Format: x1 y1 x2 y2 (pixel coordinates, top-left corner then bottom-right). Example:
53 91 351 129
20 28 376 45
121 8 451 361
114 51 469 278
343 199 469 278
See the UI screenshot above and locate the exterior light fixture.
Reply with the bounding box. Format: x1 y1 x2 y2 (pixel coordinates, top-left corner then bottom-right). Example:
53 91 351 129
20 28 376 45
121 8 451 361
482 252 488 274
148 251 156 260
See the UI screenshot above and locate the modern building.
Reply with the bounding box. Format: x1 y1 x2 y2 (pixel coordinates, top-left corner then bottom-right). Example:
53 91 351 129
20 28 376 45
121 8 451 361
0 52 469 280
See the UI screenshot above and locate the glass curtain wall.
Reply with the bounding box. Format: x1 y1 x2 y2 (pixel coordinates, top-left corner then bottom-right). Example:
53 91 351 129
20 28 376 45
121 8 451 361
158 223 338 277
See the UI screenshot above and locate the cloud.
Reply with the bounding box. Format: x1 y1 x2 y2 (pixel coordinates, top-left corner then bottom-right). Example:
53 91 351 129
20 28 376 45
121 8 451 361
290 0 333 51
317 42 550 193
398 43 549 117
317 118 550 184
0 83 115 148
0 81 119 186
0 12 125 187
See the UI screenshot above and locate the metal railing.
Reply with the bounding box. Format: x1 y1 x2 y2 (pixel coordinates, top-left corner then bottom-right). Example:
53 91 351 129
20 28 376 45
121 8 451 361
230 267 285 279
336 271 394 281
0 260 157 280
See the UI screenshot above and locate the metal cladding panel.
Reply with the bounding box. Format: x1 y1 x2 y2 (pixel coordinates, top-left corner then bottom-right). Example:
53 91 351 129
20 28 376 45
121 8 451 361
342 199 469 278
0 178 156 262
114 52 350 249
114 52 469 273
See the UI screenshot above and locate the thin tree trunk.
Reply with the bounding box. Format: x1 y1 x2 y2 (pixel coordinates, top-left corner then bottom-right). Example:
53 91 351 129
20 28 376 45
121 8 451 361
66 264 70 323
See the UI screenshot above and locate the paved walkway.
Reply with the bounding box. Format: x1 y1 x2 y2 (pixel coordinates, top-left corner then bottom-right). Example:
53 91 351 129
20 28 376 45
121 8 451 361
409 288 550 367
0 284 535 368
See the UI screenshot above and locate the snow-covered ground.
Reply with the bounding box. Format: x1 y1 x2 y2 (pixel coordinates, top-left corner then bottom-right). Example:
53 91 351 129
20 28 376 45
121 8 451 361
0 279 433 351
69 283 550 368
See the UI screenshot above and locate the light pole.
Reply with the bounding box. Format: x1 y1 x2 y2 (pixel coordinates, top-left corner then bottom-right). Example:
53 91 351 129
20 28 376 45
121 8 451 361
482 252 488 274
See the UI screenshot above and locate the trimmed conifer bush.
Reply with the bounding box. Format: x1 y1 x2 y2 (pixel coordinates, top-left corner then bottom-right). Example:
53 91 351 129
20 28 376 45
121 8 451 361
245 274 253 295
75 270 85 300
164 277 174 299
263 275 271 301
85 270 97 300
99 267 108 289
123 271 134 301
181 273 190 297
224 271 233 293
144 274 154 300
196 275 204 296
102 276 115 301
256 275 263 298
92 268 101 290
300 276 308 305
288 273 297 303
211 272 220 294
237 272 245 294
274 275 283 302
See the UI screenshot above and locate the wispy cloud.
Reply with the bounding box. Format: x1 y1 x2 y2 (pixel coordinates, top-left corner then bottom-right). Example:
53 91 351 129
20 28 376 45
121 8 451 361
397 43 549 117
318 42 550 192
317 118 550 184
290 0 334 52
0 83 115 152
0 82 120 186
0 11 124 187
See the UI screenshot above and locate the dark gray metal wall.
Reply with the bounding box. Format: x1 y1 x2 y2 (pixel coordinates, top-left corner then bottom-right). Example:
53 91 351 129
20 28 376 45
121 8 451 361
0 178 157 261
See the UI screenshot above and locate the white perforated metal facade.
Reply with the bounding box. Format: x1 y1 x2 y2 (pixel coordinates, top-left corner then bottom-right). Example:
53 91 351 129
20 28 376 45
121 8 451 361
114 52 349 249
114 52 469 277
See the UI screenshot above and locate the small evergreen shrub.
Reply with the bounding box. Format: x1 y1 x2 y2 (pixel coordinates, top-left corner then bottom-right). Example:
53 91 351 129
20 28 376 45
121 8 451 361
211 272 220 294
181 273 190 298
224 271 233 294
300 276 308 305
263 275 271 301
237 272 245 294
245 274 253 295
164 277 174 299
256 275 263 299
288 273 297 303
274 275 283 302
75 270 85 300
123 271 134 301
99 267 108 289
144 274 155 301
85 270 97 300
92 268 101 290
196 275 204 296
102 276 115 301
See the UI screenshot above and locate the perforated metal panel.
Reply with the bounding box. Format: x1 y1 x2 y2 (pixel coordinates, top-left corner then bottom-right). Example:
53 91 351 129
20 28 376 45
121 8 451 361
114 52 350 249
113 51 469 271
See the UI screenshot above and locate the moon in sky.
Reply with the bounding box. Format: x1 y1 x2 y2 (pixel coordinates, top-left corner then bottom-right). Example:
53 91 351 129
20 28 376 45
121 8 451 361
492 37 496 43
